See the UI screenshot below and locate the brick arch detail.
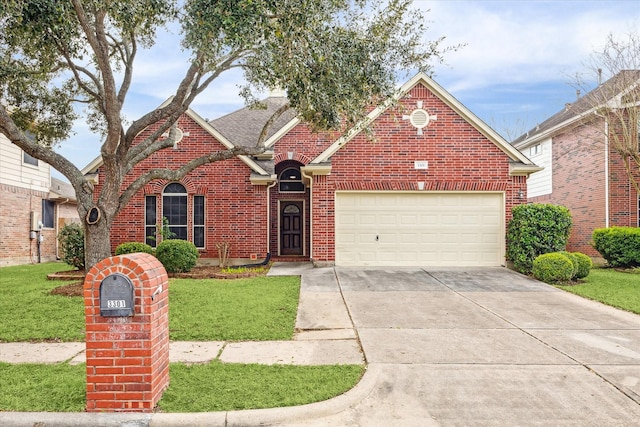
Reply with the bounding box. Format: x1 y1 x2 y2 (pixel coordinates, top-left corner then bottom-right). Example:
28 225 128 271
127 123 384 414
143 178 198 195
274 152 312 165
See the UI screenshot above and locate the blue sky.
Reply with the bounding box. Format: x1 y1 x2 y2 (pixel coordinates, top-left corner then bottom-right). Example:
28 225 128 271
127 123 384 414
53 0 640 178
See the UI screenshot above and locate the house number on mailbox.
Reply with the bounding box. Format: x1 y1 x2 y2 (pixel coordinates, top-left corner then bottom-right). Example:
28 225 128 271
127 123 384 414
99 273 134 317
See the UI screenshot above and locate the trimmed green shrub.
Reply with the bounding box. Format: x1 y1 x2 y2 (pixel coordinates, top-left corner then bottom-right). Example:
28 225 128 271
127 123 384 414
592 227 640 268
559 251 579 279
115 242 155 256
155 239 199 273
532 252 574 284
572 252 592 279
57 223 85 270
506 204 573 274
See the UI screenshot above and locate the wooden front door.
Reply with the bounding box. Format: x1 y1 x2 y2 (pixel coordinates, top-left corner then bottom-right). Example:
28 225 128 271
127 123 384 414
280 201 303 255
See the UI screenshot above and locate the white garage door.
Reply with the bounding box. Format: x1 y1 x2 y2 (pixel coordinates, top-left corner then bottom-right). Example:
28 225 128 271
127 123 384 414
335 192 504 267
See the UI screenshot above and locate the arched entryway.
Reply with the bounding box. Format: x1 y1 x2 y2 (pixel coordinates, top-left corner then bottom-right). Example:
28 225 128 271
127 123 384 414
272 160 309 258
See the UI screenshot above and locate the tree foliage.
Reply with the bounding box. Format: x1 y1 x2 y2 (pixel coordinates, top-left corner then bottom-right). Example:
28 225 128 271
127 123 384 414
0 0 453 268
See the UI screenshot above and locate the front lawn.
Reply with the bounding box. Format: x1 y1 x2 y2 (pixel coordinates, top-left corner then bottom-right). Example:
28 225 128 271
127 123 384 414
556 267 640 314
0 262 300 342
0 262 364 412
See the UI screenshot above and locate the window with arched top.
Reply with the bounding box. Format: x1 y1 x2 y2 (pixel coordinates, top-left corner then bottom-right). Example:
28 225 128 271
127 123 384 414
146 183 205 248
279 167 305 192
162 183 188 240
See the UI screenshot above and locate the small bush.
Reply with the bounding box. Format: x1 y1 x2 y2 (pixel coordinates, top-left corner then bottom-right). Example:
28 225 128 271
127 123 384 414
115 242 155 256
532 252 574 284
155 239 199 273
572 252 592 279
592 227 640 268
559 251 579 279
506 204 572 274
57 223 85 270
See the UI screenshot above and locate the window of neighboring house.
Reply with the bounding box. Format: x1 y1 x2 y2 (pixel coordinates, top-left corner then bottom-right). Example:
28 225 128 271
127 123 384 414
279 167 305 192
193 195 205 248
41 199 54 228
529 144 541 157
145 195 157 247
23 151 38 166
162 183 188 240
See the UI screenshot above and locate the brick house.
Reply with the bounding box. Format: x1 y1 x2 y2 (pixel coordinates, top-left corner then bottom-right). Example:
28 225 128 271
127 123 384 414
0 133 79 266
83 73 540 267
513 70 640 257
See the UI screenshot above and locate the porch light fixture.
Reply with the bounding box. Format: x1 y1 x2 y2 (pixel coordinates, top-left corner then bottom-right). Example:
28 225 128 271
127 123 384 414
518 190 525 199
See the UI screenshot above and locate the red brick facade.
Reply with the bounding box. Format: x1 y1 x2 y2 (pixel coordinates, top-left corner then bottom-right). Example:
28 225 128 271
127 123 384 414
103 114 269 261
270 83 526 262
98 76 532 265
0 183 58 265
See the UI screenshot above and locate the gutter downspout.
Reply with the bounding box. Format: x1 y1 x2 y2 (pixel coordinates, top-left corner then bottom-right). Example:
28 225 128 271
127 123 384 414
300 168 313 260
266 181 277 255
604 120 610 227
594 111 610 227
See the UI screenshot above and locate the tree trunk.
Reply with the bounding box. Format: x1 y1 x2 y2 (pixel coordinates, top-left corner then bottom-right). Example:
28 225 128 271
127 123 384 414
84 217 113 271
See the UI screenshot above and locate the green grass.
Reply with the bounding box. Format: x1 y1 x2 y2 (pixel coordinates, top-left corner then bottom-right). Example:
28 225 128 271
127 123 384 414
0 362 364 412
0 263 84 342
158 362 364 412
556 267 640 314
169 276 300 341
0 362 86 412
0 263 300 342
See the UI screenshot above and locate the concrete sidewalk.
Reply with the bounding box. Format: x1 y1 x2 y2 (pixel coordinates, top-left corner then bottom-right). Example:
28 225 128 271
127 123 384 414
2 264 640 426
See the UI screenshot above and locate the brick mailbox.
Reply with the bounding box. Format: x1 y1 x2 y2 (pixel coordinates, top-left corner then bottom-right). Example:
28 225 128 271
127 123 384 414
84 253 169 412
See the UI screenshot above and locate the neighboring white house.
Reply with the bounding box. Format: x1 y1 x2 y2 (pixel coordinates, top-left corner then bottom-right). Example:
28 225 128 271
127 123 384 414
523 137 553 198
0 133 79 266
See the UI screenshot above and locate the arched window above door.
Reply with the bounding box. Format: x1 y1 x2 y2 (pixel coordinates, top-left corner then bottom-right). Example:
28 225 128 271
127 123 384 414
279 167 305 192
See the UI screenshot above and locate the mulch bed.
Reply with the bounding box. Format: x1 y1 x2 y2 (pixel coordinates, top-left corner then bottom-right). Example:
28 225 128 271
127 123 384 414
48 265 268 297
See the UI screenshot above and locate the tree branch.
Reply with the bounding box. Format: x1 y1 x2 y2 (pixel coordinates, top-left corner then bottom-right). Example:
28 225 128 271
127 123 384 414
257 102 291 147
118 146 265 209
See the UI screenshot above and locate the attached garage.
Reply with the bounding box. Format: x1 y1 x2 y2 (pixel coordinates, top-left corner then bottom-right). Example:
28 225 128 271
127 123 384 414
335 192 505 267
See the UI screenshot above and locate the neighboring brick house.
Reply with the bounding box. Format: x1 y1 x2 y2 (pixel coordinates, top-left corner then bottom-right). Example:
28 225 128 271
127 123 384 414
513 70 640 257
83 73 540 267
0 133 80 266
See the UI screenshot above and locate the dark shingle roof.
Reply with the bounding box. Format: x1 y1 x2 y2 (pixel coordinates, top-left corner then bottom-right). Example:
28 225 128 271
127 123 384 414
210 96 298 148
513 70 640 147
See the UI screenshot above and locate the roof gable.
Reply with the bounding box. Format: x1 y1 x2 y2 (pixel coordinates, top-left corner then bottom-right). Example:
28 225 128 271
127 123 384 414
310 72 536 169
81 100 270 177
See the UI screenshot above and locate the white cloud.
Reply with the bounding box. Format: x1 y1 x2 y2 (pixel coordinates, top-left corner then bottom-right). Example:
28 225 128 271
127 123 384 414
421 0 639 92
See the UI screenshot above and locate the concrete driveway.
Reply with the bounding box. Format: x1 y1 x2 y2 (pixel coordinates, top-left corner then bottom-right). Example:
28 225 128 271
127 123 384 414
295 266 640 426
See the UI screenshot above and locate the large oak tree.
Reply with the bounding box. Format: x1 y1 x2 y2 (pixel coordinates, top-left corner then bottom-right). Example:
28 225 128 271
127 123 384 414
0 0 451 269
